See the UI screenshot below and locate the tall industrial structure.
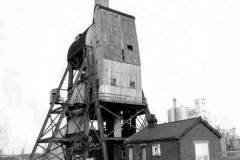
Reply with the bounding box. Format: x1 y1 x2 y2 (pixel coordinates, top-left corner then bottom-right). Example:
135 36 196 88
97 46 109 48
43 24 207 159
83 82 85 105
30 0 150 160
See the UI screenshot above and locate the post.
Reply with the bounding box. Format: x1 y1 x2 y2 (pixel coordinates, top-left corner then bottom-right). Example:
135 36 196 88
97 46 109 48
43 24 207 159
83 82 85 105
173 98 177 122
96 106 109 160
68 65 73 91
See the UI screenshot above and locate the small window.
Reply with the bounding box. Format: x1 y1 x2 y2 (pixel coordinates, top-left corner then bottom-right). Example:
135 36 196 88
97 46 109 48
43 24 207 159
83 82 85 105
194 141 210 160
122 149 126 160
96 79 99 89
129 147 133 160
130 81 136 89
141 146 147 160
122 49 125 61
96 40 100 47
127 45 133 51
109 30 114 42
111 78 117 86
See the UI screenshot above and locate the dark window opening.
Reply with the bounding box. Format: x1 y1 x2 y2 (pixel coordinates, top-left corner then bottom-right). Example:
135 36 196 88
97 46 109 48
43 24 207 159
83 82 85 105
127 45 133 51
96 40 100 48
81 67 86 80
96 79 99 89
109 30 114 42
90 86 93 101
83 67 86 73
130 81 136 89
122 49 125 61
122 148 126 160
111 78 117 86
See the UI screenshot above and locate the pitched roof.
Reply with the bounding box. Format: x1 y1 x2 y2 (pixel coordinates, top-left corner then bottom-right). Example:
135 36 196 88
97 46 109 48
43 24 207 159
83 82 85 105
125 117 221 144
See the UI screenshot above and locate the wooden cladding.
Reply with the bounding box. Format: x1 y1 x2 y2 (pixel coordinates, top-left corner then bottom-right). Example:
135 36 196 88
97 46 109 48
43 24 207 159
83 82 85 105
99 9 140 65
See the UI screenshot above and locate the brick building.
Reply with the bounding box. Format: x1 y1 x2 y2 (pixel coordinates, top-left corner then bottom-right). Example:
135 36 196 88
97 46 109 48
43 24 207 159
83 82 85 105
125 117 222 160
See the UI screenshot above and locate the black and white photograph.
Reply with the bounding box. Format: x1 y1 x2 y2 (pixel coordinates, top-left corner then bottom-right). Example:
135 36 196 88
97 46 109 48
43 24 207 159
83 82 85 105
0 0 240 160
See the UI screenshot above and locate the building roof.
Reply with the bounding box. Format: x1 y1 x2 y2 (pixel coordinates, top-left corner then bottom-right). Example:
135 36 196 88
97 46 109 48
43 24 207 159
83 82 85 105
95 5 135 19
125 117 222 144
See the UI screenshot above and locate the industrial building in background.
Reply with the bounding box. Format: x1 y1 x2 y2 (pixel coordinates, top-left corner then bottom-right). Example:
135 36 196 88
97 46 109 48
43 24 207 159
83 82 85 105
30 0 150 160
168 98 210 123
218 127 240 159
168 98 240 159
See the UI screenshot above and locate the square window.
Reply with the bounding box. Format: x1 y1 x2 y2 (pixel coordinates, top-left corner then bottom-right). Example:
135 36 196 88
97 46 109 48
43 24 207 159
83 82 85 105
111 78 117 86
194 141 210 160
127 45 133 51
130 81 135 89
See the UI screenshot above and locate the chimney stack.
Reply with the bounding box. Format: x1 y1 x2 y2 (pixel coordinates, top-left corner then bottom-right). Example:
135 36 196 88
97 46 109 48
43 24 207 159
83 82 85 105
95 0 109 7
147 114 158 128
173 98 177 122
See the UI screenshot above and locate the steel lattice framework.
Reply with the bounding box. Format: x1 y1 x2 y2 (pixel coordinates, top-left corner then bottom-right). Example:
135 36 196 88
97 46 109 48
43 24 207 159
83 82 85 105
30 46 150 160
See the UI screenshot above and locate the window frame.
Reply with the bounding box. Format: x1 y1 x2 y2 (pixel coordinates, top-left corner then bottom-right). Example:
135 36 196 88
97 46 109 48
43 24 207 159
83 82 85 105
128 146 134 160
127 45 134 51
130 81 136 89
110 78 117 86
194 140 210 160
141 144 147 160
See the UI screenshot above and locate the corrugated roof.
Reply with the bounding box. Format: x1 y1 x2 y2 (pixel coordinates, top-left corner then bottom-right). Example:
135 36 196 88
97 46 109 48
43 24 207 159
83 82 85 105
125 117 221 144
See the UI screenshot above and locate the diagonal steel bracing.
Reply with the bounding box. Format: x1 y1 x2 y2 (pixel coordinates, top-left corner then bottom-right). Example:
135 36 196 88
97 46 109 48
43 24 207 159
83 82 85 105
30 46 150 160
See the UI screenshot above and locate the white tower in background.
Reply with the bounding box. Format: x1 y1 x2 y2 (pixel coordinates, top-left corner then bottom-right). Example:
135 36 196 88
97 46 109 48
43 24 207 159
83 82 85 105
167 98 211 123
190 98 210 123
194 98 206 113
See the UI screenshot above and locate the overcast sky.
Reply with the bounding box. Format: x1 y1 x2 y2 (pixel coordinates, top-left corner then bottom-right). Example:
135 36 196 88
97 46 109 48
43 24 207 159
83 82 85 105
0 0 240 154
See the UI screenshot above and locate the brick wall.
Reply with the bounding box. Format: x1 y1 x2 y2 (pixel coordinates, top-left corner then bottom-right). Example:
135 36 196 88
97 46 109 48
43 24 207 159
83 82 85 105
179 123 221 160
128 140 179 160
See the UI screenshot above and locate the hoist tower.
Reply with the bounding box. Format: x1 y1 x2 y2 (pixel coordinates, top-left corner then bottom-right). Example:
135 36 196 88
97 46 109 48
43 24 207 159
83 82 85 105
30 0 150 159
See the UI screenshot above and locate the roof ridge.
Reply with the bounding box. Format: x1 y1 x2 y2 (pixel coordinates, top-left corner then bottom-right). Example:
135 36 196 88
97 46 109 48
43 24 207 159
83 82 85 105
178 118 201 139
125 116 222 144
156 117 201 126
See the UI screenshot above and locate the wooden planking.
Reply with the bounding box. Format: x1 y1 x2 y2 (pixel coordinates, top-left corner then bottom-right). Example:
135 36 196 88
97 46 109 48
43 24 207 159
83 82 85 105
92 6 143 104
99 9 140 65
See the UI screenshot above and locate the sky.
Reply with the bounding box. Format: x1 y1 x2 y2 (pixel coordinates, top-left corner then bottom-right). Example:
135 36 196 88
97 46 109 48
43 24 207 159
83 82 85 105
0 0 240 154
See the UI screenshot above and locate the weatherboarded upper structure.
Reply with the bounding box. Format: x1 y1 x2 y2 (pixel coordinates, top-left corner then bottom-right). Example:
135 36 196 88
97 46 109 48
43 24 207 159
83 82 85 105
125 117 222 160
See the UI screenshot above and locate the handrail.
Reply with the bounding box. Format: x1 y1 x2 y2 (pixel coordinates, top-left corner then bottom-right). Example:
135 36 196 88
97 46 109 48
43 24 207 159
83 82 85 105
98 92 146 105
